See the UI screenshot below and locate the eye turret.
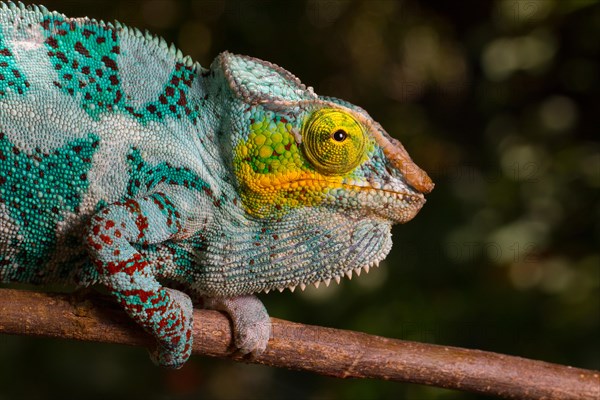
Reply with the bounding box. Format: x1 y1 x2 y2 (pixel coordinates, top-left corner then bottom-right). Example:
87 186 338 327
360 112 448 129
302 109 366 175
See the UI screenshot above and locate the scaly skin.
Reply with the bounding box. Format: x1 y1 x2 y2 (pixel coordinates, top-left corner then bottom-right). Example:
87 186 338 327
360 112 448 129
0 2 433 368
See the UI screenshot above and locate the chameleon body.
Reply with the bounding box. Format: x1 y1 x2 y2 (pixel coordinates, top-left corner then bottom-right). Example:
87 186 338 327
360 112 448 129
0 2 433 367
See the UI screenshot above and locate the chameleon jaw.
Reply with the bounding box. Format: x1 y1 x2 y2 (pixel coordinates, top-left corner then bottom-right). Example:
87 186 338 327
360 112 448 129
328 184 427 224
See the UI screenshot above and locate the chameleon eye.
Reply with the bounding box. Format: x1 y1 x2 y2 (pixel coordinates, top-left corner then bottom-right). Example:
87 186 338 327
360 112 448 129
302 109 366 175
332 129 347 142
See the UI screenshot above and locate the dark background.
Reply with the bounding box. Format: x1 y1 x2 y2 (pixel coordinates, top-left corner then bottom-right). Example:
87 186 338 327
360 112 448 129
1 1 598 399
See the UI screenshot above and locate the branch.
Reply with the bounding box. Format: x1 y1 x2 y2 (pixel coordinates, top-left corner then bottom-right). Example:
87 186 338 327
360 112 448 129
0 289 597 399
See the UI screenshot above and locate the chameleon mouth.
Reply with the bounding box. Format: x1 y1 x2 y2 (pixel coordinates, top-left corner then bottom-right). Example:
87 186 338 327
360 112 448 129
272 177 428 224
345 184 426 201
268 179 426 223
334 184 427 224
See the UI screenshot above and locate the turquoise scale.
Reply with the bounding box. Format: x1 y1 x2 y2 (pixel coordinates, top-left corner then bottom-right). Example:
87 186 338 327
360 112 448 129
0 133 99 281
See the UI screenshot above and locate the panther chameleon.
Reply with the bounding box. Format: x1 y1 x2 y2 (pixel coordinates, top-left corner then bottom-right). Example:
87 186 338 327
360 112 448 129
0 2 433 367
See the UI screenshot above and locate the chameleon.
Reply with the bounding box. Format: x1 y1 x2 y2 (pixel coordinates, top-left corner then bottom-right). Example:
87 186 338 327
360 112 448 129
0 2 433 368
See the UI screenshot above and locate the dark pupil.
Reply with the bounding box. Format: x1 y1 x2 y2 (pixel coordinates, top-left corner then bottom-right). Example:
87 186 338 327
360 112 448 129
332 129 347 142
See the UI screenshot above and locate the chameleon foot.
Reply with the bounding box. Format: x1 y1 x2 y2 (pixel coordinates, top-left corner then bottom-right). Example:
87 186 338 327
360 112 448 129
148 288 194 369
203 295 271 356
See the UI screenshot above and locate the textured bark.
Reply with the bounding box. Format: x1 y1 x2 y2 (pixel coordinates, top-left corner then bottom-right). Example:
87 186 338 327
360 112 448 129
0 288 598 399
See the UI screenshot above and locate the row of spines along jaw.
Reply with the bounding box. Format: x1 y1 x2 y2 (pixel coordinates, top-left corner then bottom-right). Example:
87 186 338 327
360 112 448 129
263 259 381 294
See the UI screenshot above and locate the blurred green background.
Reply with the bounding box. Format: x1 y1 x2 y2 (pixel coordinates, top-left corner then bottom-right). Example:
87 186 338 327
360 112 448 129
1 0 598 399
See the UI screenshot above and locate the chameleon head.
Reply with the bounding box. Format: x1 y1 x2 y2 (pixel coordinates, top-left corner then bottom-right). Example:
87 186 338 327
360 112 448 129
216 52 433 224
207 52 433 293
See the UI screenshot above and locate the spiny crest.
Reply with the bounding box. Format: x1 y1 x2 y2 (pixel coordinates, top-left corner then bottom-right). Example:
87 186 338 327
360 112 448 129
0 1 198 69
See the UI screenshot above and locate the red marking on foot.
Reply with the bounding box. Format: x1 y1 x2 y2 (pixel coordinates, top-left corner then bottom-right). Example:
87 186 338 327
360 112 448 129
99 234 113 245
87 236 102 251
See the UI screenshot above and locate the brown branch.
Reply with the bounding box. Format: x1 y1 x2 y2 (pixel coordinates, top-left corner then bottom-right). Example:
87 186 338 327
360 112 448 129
0 288 597 399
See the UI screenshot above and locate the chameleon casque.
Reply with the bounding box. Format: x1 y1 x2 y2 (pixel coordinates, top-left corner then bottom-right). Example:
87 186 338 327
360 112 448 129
0 2 433 368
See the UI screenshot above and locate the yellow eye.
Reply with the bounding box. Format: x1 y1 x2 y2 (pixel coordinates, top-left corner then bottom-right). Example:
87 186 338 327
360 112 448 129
302 108 366 175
